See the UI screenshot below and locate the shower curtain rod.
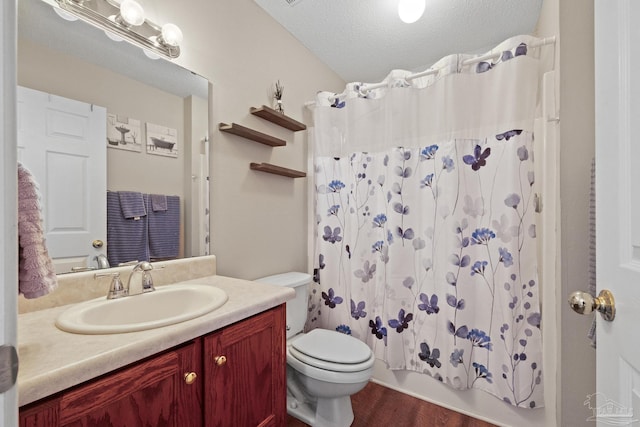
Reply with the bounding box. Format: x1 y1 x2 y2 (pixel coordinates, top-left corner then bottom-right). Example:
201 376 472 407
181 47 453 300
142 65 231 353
323 36 556 102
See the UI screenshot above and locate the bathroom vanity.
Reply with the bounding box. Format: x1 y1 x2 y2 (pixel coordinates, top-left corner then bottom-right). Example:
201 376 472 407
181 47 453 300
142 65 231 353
16 257 294 427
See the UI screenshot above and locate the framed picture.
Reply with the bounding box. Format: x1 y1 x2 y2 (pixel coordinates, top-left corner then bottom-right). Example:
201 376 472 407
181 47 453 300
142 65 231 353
146 123 178 158
107 114 142 152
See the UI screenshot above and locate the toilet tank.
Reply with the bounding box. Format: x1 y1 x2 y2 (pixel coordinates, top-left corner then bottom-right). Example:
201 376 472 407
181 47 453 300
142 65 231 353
255 272 311 339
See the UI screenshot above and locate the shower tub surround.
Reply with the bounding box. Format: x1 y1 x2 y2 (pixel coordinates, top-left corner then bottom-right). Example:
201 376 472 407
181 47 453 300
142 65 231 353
17 255 294 416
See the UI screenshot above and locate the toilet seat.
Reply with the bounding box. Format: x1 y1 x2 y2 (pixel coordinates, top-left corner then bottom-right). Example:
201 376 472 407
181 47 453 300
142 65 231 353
289 329 374 373
286 346 375 384
289 346 374 372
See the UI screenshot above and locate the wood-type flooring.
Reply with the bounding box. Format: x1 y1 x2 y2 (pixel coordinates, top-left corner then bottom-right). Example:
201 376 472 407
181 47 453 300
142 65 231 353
286 381 497 427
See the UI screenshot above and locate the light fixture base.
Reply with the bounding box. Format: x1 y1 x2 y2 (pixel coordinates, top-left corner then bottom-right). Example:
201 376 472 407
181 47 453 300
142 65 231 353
54 0 181 59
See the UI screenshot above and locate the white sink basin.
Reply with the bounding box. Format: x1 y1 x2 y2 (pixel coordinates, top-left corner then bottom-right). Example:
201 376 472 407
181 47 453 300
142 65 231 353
55 284 228 334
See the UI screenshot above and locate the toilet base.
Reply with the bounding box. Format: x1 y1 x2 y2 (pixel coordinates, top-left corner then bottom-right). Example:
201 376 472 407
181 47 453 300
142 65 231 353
287 394 316 426
286 393 355 427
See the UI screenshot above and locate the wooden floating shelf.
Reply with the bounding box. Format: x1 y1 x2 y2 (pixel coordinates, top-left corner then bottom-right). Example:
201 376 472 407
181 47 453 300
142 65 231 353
250 105 307 132
219 122 286 147
250 162 307 178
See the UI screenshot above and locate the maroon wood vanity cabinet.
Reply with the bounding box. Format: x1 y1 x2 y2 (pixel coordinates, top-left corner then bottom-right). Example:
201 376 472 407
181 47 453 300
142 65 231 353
19 305 286 427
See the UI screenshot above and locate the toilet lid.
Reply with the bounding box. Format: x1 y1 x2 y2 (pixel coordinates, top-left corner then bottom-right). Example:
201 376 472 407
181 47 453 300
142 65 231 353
291 329 372 365
289 346 374 373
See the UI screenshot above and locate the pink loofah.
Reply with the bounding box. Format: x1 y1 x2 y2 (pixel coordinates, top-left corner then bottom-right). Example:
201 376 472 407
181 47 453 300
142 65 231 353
17 163 57 299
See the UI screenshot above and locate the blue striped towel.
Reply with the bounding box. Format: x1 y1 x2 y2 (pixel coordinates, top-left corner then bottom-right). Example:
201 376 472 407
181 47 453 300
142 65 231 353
118 191 146 218
147 194 180 260
107 192 150 266
151 194 168 211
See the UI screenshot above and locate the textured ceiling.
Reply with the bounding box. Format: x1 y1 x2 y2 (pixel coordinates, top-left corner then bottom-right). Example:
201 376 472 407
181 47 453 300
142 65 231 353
254 0 543 83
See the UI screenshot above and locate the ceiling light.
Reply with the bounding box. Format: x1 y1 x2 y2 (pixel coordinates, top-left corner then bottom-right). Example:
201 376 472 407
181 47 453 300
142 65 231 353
53 0 182 59
398 0 426 24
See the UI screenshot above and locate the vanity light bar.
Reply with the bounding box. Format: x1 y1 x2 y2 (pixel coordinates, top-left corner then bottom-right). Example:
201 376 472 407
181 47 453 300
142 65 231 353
54 0 181 59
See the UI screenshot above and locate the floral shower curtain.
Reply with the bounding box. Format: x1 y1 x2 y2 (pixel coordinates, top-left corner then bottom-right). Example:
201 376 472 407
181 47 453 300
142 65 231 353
309 36 547 408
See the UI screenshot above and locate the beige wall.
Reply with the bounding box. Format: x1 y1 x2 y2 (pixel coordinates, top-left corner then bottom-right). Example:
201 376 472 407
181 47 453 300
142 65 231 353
536 0 597 425
149 0 345 279
557 0 597 426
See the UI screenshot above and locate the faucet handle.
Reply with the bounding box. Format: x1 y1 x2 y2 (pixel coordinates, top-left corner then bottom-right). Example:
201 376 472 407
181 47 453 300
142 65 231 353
108 273 127 299
142 271 155 293
95 272 128 299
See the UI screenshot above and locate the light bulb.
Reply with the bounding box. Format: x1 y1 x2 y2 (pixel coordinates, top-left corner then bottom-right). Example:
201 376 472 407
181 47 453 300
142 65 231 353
398 0 425 24
119 0 145 26
160 23 183 47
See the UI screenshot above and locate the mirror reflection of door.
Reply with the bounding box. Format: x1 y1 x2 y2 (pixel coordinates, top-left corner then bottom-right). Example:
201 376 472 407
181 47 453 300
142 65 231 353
17 86 107 274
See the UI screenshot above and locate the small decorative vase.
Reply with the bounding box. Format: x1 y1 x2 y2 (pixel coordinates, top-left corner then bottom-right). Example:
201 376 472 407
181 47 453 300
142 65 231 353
273 99 284 114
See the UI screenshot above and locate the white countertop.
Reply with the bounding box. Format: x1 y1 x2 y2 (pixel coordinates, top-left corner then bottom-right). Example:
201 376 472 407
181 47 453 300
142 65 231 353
17 275 295 407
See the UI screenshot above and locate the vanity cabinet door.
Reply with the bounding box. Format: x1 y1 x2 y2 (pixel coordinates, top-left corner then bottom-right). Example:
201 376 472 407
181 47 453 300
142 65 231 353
203 305 286 427
19 340 202 427
59 340 202 427
20 397 60 427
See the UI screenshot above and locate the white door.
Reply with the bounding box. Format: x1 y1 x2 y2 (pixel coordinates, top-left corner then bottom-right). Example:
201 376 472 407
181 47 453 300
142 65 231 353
1 0 18 424
593 0 640 425
17 86 107 273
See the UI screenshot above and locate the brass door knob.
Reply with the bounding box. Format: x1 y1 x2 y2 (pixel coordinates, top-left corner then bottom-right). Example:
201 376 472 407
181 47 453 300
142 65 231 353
184 372 197 385
568 289 615 321
92 239 104 248
214 355 227 366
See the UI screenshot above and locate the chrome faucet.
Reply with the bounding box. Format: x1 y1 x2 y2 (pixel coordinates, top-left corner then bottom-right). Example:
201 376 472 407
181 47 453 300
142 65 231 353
127 261 155 296
94 254 110 269
95 261 155 299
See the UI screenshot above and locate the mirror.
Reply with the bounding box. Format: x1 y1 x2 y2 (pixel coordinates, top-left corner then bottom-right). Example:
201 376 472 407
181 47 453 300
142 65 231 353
17 0 210 273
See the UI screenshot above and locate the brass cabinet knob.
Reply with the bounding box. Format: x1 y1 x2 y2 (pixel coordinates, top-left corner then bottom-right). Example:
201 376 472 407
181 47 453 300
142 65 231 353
184 372 197 385
214 355 227 366
92 239 104 248
568 289 615 321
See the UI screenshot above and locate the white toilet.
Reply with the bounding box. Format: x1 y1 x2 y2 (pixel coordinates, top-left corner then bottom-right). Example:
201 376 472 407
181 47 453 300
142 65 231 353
256 272 375 427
